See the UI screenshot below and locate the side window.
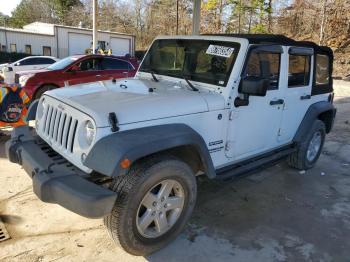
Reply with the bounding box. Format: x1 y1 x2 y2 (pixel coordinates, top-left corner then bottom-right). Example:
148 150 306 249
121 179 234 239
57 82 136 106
19 58 37 66
101 58 131 70
38 58 56 64
316 54 330 85
78 58 100 71
288 55 311 87
244 52 280 90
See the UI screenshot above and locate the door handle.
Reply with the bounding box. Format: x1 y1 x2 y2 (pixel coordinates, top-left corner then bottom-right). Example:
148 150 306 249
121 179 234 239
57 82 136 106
300 95 311 100
96 74 102 77
269 99 284 105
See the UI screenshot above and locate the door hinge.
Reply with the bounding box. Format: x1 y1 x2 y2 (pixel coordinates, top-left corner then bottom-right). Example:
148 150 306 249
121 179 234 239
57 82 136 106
229 111 238 121
278 128 282 136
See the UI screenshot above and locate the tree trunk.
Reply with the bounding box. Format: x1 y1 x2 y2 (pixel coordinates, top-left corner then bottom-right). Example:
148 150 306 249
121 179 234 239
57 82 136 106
319 0 327 45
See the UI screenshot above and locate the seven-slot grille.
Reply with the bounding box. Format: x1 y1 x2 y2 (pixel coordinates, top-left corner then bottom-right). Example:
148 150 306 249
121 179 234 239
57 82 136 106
41 104 79 153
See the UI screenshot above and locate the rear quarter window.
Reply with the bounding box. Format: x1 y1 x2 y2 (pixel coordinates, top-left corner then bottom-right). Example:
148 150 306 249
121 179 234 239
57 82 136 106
316 54 330 85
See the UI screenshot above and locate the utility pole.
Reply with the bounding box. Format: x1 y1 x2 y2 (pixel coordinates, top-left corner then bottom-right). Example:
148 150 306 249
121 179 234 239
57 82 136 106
176 0 179 35
192 0 201 35
92 0 98 53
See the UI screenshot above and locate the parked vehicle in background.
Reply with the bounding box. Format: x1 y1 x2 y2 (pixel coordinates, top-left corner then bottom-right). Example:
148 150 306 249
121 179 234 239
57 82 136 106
0 56 59 84
6 35 336 255
17 54 138 99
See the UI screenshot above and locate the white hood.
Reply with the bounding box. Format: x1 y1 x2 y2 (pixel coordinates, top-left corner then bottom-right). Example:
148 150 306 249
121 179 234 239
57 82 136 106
46 79 225 127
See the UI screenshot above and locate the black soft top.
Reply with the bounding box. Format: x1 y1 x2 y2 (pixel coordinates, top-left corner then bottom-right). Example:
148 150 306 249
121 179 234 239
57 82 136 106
204 34 333 57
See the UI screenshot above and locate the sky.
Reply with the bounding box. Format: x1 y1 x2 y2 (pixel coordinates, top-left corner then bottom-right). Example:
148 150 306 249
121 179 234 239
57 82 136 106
0 0 21 16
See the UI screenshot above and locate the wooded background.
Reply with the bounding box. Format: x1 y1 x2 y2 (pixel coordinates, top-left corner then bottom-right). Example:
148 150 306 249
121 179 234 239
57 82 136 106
0 0 349 77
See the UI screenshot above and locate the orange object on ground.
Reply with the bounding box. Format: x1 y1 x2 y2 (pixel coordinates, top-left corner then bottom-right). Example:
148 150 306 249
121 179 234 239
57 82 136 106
0 83 30 128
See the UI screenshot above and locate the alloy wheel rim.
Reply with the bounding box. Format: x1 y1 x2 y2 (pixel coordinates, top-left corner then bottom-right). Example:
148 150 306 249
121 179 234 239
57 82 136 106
136 179 185 238
307 131 322 162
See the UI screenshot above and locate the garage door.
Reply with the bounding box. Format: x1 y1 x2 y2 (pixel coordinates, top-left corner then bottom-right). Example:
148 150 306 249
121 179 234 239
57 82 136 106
69 33 92 56
110 38 130 56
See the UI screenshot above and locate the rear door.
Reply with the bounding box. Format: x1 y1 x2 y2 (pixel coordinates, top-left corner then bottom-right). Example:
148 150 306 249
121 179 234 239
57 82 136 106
278 47 314 143
100 57 134 79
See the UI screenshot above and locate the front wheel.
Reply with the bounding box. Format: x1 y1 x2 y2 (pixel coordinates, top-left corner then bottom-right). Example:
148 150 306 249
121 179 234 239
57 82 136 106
104 156 197 256
288 120 326 170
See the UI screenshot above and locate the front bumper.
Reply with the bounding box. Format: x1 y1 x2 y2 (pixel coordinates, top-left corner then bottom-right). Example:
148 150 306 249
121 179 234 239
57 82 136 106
5 126 117 218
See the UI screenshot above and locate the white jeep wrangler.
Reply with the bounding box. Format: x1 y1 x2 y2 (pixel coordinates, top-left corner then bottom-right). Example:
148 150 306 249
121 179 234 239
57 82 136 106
6 34 336 255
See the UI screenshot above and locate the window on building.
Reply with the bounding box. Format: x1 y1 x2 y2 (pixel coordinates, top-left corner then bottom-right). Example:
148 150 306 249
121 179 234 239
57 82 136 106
101 58 132 70
10 44 17 53
1 45 6 52
25 45 32 55
315 54 330 86
98 41 106 50
43 46 51 56
243 52 281 90
288 55 311 87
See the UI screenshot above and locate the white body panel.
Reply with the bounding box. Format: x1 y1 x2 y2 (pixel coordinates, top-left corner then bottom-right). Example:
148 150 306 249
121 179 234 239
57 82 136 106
1 56 58 84
34 35 331 174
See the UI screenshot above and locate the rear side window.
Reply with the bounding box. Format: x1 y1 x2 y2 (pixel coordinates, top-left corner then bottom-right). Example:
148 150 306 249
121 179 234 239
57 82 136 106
288 55 311 87
243 52 280 90
316 54 330 85
38 58 56 64
101 58 131 70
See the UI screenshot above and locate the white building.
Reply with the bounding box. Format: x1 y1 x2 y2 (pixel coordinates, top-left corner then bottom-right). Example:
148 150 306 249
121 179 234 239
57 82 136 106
0 22 135 58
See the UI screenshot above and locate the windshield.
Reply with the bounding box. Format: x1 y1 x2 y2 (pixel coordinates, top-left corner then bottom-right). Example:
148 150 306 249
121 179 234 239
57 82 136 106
139 39 240 86
47 56 78 70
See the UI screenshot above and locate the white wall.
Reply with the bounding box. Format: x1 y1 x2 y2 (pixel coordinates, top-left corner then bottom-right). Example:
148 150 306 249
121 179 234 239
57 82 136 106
0 24 135 59
0 29 56 57
56 26 135 58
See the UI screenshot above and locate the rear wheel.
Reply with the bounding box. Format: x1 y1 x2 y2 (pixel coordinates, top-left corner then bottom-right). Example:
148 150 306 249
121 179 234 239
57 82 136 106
104 156 197 256
288 120 326 170
33 84 57 100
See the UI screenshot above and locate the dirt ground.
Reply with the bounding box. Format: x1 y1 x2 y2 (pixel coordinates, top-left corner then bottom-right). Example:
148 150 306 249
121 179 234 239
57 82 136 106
0 81 349 262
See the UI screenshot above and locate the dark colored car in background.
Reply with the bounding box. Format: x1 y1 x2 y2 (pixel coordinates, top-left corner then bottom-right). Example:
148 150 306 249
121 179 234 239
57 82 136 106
17 54 139 99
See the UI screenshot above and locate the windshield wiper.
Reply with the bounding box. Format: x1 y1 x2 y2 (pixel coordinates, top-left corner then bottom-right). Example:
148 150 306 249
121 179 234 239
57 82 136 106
183 75 198 92
143 68 159 82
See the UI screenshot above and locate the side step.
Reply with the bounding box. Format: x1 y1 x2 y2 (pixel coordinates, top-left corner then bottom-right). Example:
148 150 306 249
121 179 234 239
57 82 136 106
216 145 297 180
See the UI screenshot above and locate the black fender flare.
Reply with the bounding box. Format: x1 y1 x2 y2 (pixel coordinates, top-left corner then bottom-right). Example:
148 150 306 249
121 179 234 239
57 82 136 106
293 101 336 144
84 124 216 178
26 99 39 121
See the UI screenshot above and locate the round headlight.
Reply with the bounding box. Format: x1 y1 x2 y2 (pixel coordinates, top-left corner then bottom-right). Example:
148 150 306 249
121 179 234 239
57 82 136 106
84 120 96 146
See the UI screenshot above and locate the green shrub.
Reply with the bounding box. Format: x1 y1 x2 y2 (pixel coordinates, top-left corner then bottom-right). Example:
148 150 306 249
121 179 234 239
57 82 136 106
0 51 31 64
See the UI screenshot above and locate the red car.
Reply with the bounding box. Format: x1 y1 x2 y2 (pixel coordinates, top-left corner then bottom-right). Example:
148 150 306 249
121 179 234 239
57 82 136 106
17 54 139 99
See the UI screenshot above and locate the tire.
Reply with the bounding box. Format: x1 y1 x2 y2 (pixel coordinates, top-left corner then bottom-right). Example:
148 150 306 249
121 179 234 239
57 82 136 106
288 120 326 170
33 84 57 100
104 156 197 256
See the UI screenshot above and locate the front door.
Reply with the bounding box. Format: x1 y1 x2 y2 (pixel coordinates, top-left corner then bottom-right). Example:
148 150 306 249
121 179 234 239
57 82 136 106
66 58 104 86
226 46 285 161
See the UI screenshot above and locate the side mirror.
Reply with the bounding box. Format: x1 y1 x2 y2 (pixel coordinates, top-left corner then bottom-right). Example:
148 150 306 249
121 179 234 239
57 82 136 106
69 64 81 72
240 76 269 97
14 62 20 66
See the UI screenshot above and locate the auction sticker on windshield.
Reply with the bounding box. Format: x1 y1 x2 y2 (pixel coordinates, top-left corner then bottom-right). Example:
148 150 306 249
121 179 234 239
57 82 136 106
206 45 234 58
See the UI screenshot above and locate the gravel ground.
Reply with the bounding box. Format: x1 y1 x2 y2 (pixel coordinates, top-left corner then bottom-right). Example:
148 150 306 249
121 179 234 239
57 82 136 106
0 81 349 262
